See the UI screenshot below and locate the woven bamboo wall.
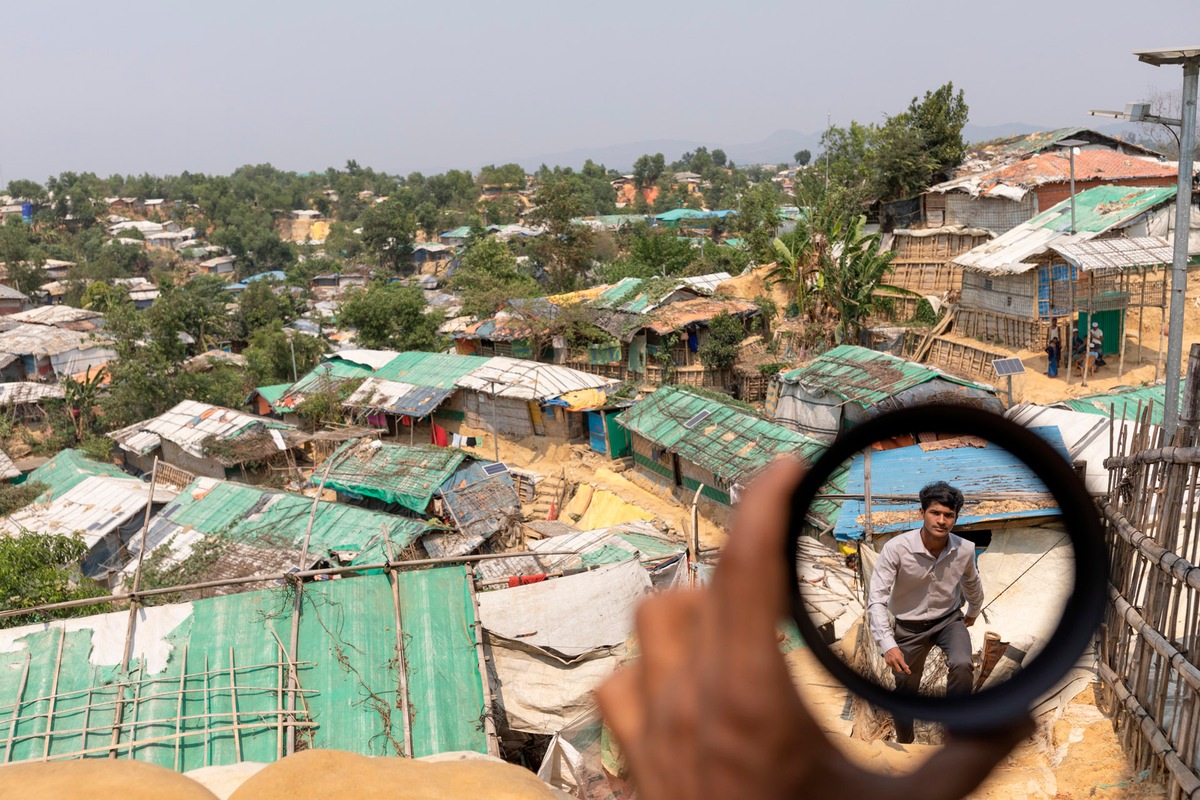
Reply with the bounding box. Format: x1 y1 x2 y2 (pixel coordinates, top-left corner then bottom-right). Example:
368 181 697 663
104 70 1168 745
961 271 1038 319
943 194 1036 234
955 309 1045 350
924 337 1011 385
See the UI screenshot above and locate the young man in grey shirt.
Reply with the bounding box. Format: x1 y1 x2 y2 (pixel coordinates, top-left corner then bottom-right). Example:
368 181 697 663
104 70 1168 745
866 481 984 743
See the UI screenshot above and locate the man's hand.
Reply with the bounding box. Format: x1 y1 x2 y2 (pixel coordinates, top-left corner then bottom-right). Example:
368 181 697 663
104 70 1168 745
597 458 1033 800
964 615 977 628
883 646 910 675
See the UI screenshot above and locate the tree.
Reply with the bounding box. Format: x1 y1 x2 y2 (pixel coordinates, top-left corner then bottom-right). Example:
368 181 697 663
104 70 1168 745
632 153 666 190
906 82 969 182
870 113 935 201
478 163 527 189
0 531 109 628
734 182 782 263
819 214 905 343
794 150 812 167
528 171 595 292
4 179 46 204
234 278 299 340
698 312 746 371
450 238 540 318
712 149 728 168
244 323 329 386
81 281 127 314
338 282 442 351
358 199 415 270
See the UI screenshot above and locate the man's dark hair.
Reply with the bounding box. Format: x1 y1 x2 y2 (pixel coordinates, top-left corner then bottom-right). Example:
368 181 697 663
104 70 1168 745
919 481 964 513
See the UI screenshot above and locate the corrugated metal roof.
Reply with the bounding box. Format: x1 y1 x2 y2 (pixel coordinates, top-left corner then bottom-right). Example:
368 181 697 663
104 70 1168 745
322 439 467 513
952 186 1177 274
109 400 298 460
371 351 493 388
778 345 994 407
0 382 65 405
616 386 825 485
26 448 132 501
456 356 618 401
1059 383 1179 426
8 306 102 327
1005 403 1133 494
0 323 111 357
0 475 150 548
0 568 488 765
251 383 292 407
931 150 1177 199
832 427 1071 540
436 462 521 555
1051 236 1175 272
345 377 455 418
124 476 431 578
0 450 18 481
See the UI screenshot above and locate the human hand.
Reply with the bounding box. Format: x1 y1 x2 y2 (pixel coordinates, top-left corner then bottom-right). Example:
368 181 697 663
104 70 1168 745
883 646 910 675
964 615 977 628
597 458 1033 800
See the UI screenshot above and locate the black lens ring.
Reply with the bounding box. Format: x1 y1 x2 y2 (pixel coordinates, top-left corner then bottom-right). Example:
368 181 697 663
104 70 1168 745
786 403 1106 733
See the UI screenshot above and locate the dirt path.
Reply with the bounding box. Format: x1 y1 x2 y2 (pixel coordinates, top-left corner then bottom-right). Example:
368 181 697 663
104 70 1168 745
786 646 1165 799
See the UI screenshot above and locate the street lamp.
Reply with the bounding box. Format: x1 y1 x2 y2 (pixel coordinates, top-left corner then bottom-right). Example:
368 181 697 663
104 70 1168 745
1056 138 1089 234
1088 47 1199 439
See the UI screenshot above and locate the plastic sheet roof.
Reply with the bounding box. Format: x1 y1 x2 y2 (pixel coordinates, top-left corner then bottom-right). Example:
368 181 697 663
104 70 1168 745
0 323 111 357
7 306 103 327
0 568 489 765
25 448 132 501
276 357 377 410
455 356 618 401
1050 236 1175 272
640 296 760 335
952 186 1177 274
329 349 401 370
322 439 467 513
778 345 996 407
371 351 492 388
930 149 1178 199
109 400 299 460
124 476 432 577
344 377 455 418
0 475 150 548
616 386 825 485
1058 382 1180 426
0 382 65 405
832 427 1071 540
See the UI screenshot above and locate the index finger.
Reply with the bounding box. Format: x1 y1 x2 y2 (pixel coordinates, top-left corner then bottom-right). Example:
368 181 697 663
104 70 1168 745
712 457 807 646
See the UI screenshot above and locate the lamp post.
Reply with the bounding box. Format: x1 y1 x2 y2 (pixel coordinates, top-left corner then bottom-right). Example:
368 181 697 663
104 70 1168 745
1057 138 1089 385
1089 47 1199 438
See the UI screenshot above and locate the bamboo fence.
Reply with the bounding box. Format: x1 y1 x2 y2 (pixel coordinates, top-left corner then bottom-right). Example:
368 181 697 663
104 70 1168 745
1100 343 1200 799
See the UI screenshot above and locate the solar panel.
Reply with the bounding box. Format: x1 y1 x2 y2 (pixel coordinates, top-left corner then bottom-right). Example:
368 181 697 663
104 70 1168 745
992 357 1027 377
482 462 509 476
683 409 713 429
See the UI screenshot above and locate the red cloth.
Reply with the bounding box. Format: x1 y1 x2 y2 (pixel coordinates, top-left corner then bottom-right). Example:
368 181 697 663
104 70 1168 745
431 422 449 447
507 574 547 588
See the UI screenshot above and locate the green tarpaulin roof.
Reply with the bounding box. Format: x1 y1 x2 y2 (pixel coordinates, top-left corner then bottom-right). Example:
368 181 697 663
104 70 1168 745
276 359 375 411
252 383 292 406
147 477 430 566
616 386 825 485
371 351 492 388
1061 383 1182 426
778 345 994 408
0 568 489 766
1026 185 1176 234
26 449 132 502
323 440 467 513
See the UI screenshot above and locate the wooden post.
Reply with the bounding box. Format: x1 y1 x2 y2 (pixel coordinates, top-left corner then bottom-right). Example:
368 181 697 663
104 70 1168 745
863 450 875 542
4 655 29 762
1180 343 1200 449
1118 307 1128 380
42 628 66 760
174 645 188 772
229 648 242 763
382 525 413 758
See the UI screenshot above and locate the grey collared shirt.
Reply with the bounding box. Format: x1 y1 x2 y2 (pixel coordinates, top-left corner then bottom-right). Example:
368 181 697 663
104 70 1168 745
867 528 984 653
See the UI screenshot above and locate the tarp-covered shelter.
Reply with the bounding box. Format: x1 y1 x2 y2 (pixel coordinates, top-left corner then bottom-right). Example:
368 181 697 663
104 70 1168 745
427 460 521 559
831 426 1071 540
616 385 825 507
109 400 305 478
115 476 434 586
321 438 466 515
25 448 132 501
0 569 493 764
477 558 651 735
772 345 1001 441
1006 403 1141 495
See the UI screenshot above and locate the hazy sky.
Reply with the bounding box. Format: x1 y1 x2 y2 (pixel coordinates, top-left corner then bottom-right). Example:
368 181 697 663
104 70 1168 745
3 0 1199 184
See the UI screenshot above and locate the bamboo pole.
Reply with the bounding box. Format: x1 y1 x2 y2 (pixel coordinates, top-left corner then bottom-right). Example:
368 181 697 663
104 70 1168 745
41 627 65 760
3 721 319 765
229 648 242 763
381 525 413 758
3 655 30 763
0 551 582 621
174 644 187 773
203 655 210 768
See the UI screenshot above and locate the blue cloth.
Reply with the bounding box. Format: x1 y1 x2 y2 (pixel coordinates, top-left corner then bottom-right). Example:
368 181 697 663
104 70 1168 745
687 330 699 352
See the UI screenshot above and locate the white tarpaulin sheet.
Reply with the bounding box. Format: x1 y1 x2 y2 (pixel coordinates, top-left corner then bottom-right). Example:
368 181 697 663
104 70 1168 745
478 558 651 735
